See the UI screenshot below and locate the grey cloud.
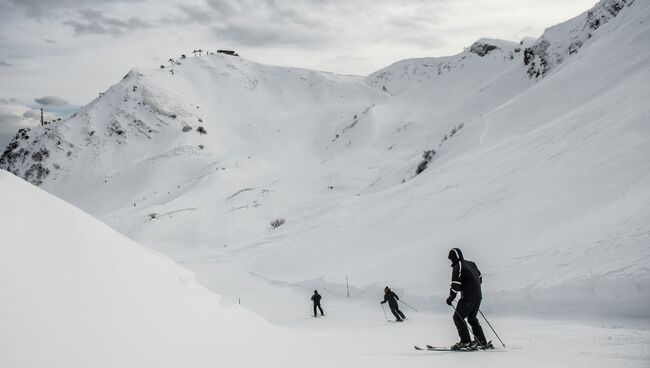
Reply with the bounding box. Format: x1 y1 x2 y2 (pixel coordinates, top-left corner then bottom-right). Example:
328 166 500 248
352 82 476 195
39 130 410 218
204 0 449 49
63 19 116 36
63 9 151 37
157 4 215 27
35 95 68 106
205 0 236 17
3 0 146 18
0 98 19 105
22 110 41 119
215 23 330 47
0 60 12 67
0 110 24 125
174 3 213 24
206 0 332 47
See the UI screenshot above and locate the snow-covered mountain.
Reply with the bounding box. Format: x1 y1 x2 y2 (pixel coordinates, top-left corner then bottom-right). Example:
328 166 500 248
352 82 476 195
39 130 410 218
1 0 648 321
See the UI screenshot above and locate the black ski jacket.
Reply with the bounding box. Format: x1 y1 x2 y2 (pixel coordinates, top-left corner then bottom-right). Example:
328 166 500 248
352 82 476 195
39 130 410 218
449 259 482 300
382 290 400 307
311 293 322 304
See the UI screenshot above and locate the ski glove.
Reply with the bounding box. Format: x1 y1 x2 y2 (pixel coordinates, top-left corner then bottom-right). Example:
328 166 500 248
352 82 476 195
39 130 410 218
446 296 454 306
381 301 386 304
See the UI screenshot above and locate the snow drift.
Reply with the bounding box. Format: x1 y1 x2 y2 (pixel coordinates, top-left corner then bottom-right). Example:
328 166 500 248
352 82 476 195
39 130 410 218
0 170 314 368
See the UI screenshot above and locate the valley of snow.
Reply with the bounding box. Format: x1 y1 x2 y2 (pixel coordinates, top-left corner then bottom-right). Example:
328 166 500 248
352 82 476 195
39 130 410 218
1 0 649 366
2 170 649 367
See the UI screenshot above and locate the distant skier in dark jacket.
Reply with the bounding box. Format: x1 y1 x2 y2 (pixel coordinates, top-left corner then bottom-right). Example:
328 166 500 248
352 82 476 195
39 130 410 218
311 290 324 317
446 248 488 350
381 286 406 322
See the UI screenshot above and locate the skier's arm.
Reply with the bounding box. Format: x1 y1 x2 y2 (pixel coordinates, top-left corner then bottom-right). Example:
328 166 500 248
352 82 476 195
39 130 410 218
449 263 462 298
446 264 461 305
394 293 399 301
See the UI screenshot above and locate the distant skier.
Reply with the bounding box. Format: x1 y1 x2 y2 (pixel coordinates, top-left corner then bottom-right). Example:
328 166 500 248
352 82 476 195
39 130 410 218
446 248 490 350
381 286 406 322
311 290 324 317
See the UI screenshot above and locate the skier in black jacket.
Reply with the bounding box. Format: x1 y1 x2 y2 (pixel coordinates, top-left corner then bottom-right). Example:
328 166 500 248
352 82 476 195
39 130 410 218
446 248 488 350
381 286 406 322
311 290 324 317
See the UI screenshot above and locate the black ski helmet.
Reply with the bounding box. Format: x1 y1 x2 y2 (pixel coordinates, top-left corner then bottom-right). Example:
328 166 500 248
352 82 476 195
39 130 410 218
448 248 464 263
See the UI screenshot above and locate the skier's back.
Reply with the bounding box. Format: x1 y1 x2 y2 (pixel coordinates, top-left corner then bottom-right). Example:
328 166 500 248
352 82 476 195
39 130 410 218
311 290 324 317
445 248 489 350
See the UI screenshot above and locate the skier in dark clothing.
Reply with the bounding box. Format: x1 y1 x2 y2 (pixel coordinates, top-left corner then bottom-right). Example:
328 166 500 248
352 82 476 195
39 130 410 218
311 290 324 317
446 248 490 350
381 286 406 322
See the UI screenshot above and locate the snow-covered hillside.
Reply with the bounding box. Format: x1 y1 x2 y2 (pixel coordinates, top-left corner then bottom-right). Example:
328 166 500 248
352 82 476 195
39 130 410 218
3 169 649 367
0 170 323 367
1 0 649 323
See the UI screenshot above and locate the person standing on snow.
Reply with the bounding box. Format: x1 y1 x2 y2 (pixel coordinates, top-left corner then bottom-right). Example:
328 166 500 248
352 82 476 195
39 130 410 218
381 286 406 322
446 248 490 350
311 290 324 317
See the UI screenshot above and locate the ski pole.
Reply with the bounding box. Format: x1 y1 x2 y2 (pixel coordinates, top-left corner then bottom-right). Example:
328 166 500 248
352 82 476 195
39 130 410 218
398 299 418 312
478 309 506 348
381 303 388 320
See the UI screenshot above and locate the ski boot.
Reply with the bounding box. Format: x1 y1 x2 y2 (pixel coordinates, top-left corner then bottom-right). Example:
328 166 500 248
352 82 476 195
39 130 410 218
450 341 473 351
473 340 494 350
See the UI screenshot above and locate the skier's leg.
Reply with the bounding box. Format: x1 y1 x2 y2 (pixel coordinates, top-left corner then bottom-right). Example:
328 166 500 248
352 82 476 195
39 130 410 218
397 308 406 319
313 304 317 317
390 306 402 320
467 299 487 345
318 304 324 316
453 299 472 343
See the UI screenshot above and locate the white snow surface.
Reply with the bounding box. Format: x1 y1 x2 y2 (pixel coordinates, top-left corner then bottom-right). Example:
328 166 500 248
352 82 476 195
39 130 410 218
1 0 650 366
0 170 320 368
1 170 649 367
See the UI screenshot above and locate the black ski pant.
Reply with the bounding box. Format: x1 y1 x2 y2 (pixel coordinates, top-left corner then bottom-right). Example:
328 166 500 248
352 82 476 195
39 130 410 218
313 302 324 316
389 302 405 320
453 297 487 344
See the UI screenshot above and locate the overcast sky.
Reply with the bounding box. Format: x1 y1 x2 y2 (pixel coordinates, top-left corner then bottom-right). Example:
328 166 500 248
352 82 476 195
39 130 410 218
0 0 597 147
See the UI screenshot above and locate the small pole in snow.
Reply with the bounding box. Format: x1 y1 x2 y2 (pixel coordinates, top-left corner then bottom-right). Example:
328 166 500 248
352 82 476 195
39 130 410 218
40 108 44 126
238 298 241 305
346 275 350 298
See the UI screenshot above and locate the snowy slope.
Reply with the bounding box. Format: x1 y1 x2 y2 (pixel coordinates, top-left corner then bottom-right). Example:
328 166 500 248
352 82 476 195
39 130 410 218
4 169 649 367
0 170 320 368
1 0 648 322
235 0 650 317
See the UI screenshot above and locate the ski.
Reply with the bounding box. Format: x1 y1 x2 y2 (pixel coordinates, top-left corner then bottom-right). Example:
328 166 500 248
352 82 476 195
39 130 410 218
429 344 477 351
414 345 458 351
414 341 495 352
